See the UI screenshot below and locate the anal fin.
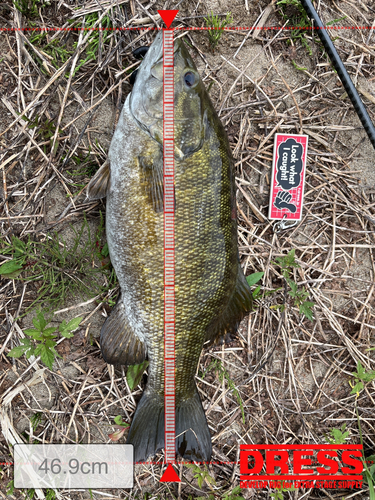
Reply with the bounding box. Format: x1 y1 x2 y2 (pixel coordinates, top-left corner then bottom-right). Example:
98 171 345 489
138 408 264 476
100 299 146 366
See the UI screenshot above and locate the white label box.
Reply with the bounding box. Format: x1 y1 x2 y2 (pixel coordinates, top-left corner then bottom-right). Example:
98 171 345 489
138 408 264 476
14 444 133 489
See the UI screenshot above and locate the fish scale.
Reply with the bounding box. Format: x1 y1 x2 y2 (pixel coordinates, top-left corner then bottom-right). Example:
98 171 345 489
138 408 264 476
87 31 253 463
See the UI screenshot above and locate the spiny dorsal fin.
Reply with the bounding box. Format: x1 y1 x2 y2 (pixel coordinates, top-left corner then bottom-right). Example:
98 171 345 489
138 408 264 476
204 266 253 346
100 299 146 366
86 159 110 200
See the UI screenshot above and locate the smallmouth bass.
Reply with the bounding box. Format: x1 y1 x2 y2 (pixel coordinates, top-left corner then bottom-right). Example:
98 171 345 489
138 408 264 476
87 32 252 463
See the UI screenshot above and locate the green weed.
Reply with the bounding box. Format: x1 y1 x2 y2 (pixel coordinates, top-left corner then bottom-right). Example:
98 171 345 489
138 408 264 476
202 359 245 424
277 0 312 55
325 424 349 444
204 12 233 49
329 415 374 496
291 60 308 71
270 479 297 500
13 0 49 18
185 463 216 489
6 480 15 496
0 216 117 313
349 361 375 396
192 485 245 500
107 362 149 442
65 149 101 191
6 480 55 500
7 311 82 369
355 403 375 500
196 485 245 500
24 114 62 154
246 271 264 300
68 13 112 75
25 12 112 76
247 250 314 320
29 31 72 69
277 0 347 60
30 412 43 431
272 249 314 321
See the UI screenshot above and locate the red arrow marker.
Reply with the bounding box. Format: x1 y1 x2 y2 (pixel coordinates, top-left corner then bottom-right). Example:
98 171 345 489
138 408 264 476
158 9 178 28
160 463 181 483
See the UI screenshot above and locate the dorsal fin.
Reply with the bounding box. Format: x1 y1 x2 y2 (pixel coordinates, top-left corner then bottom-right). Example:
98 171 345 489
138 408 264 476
204 266 253 346
86 159 110 200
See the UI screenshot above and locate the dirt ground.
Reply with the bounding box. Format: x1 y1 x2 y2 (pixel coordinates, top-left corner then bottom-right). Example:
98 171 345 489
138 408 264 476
0 0 374 499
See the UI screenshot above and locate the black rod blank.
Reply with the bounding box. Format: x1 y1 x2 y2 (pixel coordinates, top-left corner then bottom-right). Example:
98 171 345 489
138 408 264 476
299 0 375 151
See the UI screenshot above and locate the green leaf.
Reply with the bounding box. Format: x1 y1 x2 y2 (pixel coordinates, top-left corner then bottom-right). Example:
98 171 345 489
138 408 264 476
197 475 203 488
33 312 47 332
126 360 149 390
287 279 298 295
7 345 29 358
352 361 375 383
350 381 364 394
114 415 129 428
246 272 264 287
59 317 82 337
0 260 23 276
44 339 57 348
356 361 365 378
25 347 35 359
299 301 314 321
6 480 14 495
24 328 43 339
328 425 349 444
35 344 56 370
361 367 375 382
101 243 109 257
223 485 246 500
363 371 375 382
65 317 82 333
252 285 262 300
42 327 58 338
13 237 26 253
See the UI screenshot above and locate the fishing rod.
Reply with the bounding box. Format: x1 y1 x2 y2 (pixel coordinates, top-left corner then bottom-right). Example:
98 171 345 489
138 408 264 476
299 0 375 151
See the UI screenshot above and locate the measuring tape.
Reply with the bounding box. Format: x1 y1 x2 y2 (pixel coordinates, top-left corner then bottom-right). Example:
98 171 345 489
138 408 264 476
162 28 176 465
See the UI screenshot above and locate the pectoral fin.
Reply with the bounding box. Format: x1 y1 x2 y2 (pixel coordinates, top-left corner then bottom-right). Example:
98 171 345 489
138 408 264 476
139 152 164 212
204 266 253 345
86 160 110 200
100 299 146 366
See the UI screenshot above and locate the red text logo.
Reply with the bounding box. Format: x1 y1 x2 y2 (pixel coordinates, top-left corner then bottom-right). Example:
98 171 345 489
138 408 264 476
240 445 363 489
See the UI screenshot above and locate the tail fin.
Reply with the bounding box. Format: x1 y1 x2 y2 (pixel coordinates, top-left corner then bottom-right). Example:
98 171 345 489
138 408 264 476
176 387 212 462
126 385 211 463
126 389 165 463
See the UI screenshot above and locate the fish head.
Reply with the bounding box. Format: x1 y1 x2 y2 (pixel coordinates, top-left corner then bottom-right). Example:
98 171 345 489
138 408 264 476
130 32 207 160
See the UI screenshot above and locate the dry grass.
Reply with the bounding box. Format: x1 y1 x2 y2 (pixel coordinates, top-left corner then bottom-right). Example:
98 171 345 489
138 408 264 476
0 0 374 499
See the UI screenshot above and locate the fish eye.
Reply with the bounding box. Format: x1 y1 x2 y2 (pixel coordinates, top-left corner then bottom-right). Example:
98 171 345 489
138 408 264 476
184 71 196 88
